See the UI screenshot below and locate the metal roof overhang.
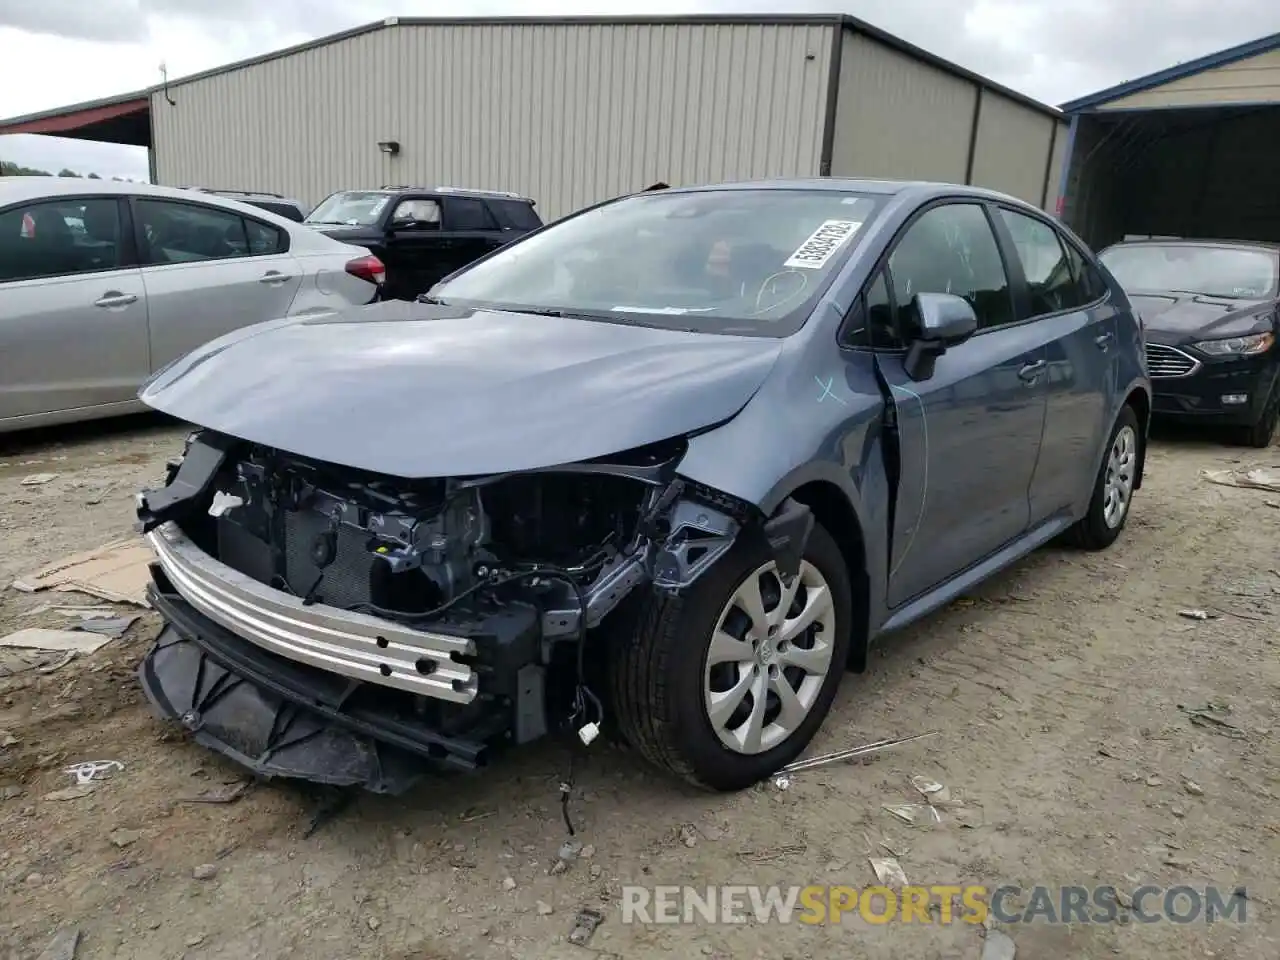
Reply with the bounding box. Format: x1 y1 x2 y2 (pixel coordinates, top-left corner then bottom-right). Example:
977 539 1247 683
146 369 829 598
0 93 151 147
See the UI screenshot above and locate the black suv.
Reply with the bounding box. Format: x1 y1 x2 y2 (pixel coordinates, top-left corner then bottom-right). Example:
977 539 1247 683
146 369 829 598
182 188 308 222
302 186 543 300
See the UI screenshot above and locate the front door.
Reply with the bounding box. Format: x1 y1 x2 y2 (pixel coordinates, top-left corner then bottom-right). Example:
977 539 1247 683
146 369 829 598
0 196 150 420
132 197 303 370
382 195 449 299
873 202 1050 608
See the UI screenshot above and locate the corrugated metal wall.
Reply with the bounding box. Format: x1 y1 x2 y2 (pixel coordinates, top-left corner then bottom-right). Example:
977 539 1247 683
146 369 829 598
829 32 976 183
152 22 834 220
829 30 1065 210
1097 48 1280 110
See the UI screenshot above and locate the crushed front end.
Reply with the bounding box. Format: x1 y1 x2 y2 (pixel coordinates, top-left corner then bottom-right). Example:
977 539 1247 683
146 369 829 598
135 429 761 793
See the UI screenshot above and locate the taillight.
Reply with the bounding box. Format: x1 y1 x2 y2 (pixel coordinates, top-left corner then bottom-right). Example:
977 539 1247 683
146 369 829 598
345 255 386 286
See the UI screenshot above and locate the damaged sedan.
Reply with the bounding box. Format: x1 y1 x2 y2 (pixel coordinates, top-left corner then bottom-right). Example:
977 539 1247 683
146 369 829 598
134 179 1151 794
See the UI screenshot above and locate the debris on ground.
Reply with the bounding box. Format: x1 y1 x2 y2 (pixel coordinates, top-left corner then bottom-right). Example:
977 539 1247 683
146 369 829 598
70 615 139 638
736 843 807 864
1183 778 1205 796
981 928 1017 960
868 856 908 888
43 783 99 802
1177 609 1212 621
20 473 59 486
549 839 583 875
0 627 114 655
882 803 929 825
536 900 554 916
678 825 699 848
35 927 81 960
781 731 941 775
177 780 252 805
11 538 154 606
1179 703 1247 739
1203 467 1280 493
192 863 219 880
109 828 141 848
771 774 792 790
567 908 604 947
65 760 124 784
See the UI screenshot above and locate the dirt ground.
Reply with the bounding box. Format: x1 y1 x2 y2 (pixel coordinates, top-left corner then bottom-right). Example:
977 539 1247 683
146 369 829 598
1 414 1277 960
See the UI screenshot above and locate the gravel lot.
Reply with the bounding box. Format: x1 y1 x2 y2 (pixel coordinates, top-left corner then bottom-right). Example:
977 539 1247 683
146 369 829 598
1 416 1277 960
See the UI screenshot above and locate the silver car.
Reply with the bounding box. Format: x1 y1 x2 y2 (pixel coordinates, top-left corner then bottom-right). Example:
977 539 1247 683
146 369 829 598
0 178 384 432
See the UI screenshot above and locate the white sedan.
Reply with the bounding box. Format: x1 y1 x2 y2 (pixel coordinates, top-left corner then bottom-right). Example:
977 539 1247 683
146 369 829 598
0 177 384 432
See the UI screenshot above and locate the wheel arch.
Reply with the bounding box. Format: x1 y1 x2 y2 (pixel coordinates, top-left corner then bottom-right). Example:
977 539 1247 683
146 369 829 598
1122 383 1151 490
783 479 872 672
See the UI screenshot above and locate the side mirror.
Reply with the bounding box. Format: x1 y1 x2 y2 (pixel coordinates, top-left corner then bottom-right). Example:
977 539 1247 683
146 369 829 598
904 293 977 382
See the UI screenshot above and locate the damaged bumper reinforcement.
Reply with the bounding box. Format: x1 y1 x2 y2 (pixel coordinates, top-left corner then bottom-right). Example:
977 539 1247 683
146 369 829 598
135 429 807 791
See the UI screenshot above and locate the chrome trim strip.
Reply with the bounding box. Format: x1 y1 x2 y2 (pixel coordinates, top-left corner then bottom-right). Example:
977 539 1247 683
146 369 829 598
148 523 478 703
1144 343 1201 379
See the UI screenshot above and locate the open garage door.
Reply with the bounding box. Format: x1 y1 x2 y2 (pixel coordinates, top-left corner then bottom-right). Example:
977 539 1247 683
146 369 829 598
1058 34 1280 251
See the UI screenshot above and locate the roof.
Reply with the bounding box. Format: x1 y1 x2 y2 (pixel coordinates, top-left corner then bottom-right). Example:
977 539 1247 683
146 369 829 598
0 14 1059 134
0 176 302 218
1060 32 1280 113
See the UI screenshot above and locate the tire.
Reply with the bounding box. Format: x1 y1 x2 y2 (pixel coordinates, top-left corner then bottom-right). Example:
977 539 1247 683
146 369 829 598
608 522 853 791
1065 404 1141 550
1235 385 1279 448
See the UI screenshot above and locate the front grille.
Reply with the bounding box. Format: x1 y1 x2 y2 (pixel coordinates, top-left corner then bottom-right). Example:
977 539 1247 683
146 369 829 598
1145 343 1201 379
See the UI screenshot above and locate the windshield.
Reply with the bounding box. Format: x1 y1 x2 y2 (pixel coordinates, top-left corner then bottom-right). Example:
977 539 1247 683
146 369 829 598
304 191 392 227
1099 244 1279 299
430 188 884 335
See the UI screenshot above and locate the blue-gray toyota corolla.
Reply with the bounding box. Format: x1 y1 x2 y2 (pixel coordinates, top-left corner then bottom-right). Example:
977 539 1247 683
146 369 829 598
133 179 1151 794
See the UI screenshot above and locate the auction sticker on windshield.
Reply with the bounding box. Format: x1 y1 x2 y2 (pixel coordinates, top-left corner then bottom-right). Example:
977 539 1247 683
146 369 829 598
783 220 863 270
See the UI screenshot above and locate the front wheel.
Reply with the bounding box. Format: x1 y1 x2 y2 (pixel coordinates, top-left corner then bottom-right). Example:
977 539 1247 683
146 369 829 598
608 522 853 791
1234 384 1279 448
1065 404 1140 550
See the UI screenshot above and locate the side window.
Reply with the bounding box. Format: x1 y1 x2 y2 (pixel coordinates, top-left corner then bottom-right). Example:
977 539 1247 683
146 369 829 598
888 203 1013 332
390 198 441 227
245 219 286 256
1063 240 1108 303
843 271 902 349
136 200 250 265
493 199 542 230
446 198 498 231
998 208 1087 316
0 198 123 283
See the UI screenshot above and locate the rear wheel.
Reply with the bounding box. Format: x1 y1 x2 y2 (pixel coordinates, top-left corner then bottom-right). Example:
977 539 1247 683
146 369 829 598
1065 405 1140 550
608 523 852 791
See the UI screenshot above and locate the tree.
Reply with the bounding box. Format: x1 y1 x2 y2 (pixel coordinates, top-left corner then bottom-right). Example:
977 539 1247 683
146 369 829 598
87 172 101 179
0 159 53 177
57 168 79 178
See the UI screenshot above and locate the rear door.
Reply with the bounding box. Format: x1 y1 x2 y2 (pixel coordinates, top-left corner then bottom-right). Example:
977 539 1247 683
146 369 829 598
992 206 1116 523
0 195 150 420
441 196 504 274
869 202 1050 608
132 197 302 370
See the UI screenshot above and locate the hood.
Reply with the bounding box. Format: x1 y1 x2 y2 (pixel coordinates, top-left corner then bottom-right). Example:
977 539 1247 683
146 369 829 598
1129 292 1275 343
139 301 784 478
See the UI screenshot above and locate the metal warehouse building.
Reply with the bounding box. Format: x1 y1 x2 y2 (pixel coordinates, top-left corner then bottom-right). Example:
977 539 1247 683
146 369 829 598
1059 31 1280 248
0 14 1068 221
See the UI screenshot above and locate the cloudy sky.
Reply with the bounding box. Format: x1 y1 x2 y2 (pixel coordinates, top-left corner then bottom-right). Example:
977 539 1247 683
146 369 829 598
1 0 1278 180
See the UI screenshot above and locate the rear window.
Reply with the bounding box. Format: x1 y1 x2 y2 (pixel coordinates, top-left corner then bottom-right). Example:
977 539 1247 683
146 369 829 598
432 188 885 337
305 191 391 227
1099 244 1279 299
492 199 542 230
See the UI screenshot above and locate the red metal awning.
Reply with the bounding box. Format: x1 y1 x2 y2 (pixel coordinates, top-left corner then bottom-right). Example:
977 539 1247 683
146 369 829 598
0 94 151 146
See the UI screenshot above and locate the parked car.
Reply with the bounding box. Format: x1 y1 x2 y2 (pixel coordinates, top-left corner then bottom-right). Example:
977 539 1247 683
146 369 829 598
1097 238 1280 447
303 185 542 300
134 179 1150 795
0 177 384 432
183 188 309 222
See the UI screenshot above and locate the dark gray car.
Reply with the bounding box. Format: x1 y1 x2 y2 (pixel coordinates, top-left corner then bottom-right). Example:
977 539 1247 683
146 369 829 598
133 179 1151 794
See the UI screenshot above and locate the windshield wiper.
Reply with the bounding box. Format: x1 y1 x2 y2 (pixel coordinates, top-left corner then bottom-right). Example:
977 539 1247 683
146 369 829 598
507 307 572 318
305 220 353 226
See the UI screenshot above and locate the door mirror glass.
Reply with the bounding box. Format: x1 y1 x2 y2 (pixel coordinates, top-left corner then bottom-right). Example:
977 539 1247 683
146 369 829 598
914 292 977 345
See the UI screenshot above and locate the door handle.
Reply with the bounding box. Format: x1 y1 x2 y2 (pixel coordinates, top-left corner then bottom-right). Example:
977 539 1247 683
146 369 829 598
94 292 137 308
1018 359 1046 383
259 271 291 284
1094 331 1114 349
